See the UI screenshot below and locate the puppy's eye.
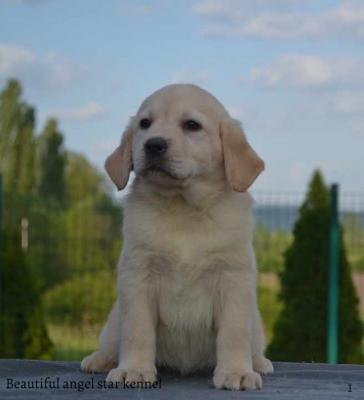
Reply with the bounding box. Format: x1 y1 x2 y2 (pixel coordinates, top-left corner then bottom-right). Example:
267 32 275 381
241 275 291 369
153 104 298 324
140 118 152 129
183 120 202 131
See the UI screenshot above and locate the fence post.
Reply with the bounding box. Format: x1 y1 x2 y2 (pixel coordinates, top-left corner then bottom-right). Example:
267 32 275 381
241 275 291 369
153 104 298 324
327 183 340 364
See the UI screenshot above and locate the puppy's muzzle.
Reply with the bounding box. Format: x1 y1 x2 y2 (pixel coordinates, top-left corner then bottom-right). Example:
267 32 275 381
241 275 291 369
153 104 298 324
144 137 168 158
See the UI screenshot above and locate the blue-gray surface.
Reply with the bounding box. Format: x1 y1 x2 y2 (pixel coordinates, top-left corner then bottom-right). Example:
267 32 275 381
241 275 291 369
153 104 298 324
0 359 363 399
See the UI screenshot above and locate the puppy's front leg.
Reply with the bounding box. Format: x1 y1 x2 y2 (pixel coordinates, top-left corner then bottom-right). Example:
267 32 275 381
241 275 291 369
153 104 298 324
106 255 157 384
213 271 262 390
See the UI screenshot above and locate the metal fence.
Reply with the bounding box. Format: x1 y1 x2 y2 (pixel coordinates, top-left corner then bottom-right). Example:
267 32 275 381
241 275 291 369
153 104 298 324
253 188 364 363
1 184 364 362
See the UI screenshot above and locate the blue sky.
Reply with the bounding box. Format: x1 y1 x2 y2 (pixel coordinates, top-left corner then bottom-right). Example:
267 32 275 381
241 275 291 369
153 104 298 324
0 0 363 192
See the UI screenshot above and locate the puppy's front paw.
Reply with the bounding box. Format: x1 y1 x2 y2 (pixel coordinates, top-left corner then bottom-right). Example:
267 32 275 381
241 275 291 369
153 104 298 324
81 351 117 373
106 367 157 384
213 370 262 390
253 356 274 375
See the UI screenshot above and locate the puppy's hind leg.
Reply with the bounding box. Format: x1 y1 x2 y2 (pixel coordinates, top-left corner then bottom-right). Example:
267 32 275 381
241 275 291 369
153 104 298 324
252 307 274 375
81 300 120 373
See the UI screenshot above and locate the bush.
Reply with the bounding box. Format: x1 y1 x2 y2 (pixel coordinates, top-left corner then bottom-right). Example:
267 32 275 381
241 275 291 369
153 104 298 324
44 270 116 326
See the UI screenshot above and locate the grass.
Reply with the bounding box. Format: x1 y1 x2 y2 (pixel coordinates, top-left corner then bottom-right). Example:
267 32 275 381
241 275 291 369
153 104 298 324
47 323 100 361
258 273 282 345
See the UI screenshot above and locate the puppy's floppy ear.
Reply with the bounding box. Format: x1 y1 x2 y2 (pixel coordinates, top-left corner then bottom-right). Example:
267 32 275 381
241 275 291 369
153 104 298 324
220 118 264 192
105 119 134 191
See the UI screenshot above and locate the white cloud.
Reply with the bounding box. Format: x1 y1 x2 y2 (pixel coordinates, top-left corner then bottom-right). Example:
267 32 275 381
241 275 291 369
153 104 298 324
171 68 212 84
249 54 364 88
193 0 364 40
238 13 324 39
0 43 82 92
49 103 106 122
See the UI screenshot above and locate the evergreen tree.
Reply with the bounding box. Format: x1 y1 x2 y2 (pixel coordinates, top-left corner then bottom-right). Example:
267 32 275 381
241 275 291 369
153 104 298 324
267 170 363 363
37 118 66 205
0 228 53 359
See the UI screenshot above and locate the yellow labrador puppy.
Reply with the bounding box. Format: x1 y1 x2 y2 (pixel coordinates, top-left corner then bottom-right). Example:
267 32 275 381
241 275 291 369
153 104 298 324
81 84 273 390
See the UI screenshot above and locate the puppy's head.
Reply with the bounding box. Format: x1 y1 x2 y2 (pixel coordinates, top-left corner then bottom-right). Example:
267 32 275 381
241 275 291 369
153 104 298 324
105 84 264 192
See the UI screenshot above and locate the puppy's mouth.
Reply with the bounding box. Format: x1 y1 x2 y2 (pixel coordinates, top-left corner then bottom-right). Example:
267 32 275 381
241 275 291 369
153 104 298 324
143 162 182 181
142 160 189 184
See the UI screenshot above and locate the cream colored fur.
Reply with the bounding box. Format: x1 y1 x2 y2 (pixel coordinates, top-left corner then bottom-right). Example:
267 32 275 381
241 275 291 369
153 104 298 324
81 84 273 390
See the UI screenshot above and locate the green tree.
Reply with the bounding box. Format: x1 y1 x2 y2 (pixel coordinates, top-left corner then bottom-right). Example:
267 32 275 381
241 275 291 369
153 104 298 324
5 105 36 194
0 229 53 359
61 151 122 275
0 79 22 166
37 118 66 205
65 152 104 204
267 170 363 363
0 79 124 360
0 80 36 194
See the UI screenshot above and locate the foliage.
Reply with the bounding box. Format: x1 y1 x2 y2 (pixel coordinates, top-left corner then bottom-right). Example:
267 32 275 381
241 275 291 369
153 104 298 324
37 118 66 205
0 81 35 194
267 170 364 363
343 213 364 271
0 229 53 359
0 80 22 165
255 225 292 273
258 273 282 343
44 270 117 326
61 152 122 276
47 323 99 361
0 79 123 360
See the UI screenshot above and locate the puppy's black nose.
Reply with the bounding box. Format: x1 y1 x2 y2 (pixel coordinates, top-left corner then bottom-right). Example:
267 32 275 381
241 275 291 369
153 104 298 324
144 137 168 156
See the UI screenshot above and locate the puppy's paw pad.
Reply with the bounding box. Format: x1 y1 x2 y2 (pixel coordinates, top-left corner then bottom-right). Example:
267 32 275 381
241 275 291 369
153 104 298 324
106 367 156 383
81 351 116 373
253 357 274 375
213 370 262 390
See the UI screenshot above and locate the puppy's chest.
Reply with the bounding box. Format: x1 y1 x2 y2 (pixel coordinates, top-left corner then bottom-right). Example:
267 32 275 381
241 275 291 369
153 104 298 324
152 262 220 329
146 221 224 328
135 208 236 328
144 212 232 265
